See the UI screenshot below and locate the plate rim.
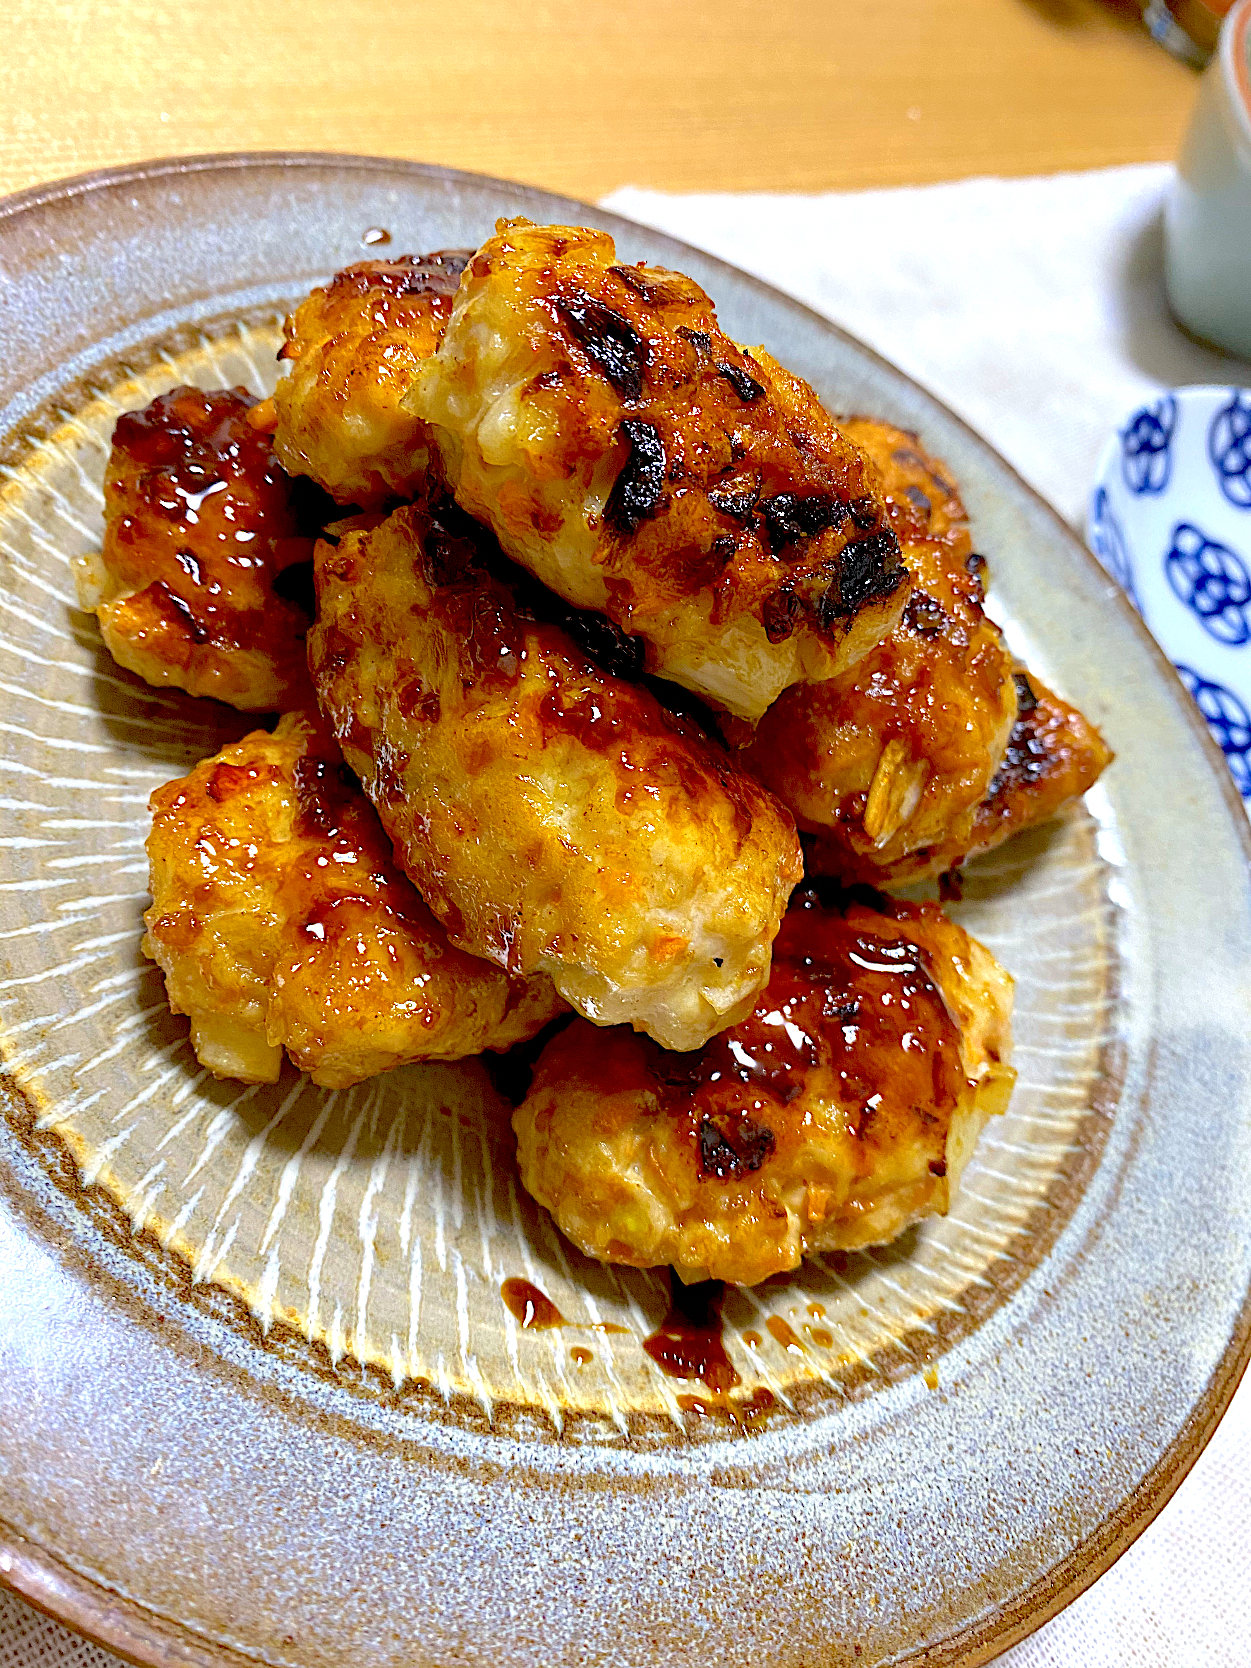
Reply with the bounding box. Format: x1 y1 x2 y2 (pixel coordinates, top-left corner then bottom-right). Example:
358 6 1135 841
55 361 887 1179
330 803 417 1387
1 148 1249 1668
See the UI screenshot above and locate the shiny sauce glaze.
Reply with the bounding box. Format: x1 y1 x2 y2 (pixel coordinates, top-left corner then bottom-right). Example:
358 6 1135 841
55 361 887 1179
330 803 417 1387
642 886 963 1182
318 249 470 307
501 1278 566 1330
192 725 434 969
270 732 468 1025
766 1316 806 1353
414 516 764 827
499 1278 628 1335
285 739 430 929
502 1272 779 1426
280 251 472 368
106 385 315 653
643 1278 739 1392
168 724 442 1029
642 1277 776 1426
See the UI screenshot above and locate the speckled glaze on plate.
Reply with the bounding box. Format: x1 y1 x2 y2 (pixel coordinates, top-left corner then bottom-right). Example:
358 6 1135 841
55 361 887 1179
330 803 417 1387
0 154 1248 1668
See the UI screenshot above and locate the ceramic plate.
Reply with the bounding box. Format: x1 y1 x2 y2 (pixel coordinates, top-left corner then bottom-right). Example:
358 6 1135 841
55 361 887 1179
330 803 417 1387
1 154 1249 1668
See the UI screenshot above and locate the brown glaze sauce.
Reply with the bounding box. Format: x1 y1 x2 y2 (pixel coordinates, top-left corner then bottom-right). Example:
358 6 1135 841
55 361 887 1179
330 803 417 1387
643 1278 739 1393
502 1279 565 1330
502 1271 781 1427
643 886 963 1180
499 1278 627 1335
108 386 314 654
766 1316 806 1354
324 249 470 304
286 745 425 922
677 1388 776 1427
642 1276 777 1428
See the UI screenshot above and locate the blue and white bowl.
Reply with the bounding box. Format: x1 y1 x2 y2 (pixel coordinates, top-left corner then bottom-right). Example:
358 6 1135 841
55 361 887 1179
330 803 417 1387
1089 384 1251 804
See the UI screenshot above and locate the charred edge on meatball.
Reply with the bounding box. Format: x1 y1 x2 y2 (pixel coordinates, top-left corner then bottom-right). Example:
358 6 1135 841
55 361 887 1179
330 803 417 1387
674 324 713 355
706 483 759 522
697 1114 777 1180
985 695 1052 801
757 491 850 550
605 418 667 533
831 527 907 616
761 525 906 644
333 249 471 301
638 1040 781 1183
715 362 764 403
554 289 648 401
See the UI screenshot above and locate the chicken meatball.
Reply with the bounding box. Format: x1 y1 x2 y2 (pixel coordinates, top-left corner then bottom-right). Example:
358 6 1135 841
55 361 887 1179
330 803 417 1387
804 672 1114 885
308 502 803 1052
143 710 565 1087
407 219 908 721
76 386 317 711
968 672 1113 857
744 415 1019 878
272 249 470 510
513 886 1015 1287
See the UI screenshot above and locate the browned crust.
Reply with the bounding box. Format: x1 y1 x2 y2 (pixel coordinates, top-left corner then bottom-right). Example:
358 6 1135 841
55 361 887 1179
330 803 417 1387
744 418 1019 874
419 222 907 663
144 708 564 1084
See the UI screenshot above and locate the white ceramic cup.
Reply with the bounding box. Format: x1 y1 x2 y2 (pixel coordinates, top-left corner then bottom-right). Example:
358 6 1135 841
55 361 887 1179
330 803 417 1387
1165 0 1251 358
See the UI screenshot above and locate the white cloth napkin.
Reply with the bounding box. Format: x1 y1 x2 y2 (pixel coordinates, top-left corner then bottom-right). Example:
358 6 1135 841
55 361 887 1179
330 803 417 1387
604 166 1251 1668
2 164 1248 1668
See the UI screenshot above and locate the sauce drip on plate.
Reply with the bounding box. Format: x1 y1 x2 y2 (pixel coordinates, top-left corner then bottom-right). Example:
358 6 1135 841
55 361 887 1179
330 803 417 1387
499 1278 628 1334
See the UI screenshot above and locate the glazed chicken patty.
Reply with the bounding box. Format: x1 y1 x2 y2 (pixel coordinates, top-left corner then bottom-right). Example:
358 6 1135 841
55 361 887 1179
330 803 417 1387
76 385 317 710
308 502 803 1052
804 672 1114 885
968 672 1114 856
144 710 565 1087
744 415 1019 878
272 249 471 510
514 886 1015 1287
407 219 908 721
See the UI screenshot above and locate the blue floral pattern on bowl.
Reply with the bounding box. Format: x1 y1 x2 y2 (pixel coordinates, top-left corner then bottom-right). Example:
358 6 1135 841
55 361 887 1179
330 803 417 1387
1091 385 1251 804
1120 394 1177 494
1175 664 1251 796
1163 521 1251 645
1089 486 1141 613
1208 389 1251 509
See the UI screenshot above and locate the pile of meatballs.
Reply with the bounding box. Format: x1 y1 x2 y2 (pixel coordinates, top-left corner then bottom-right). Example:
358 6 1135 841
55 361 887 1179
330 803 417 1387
76 220 1109 1287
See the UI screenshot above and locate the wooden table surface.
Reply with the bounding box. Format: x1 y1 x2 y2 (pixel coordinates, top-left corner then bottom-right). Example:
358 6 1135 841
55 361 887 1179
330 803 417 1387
3 0 1198 205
